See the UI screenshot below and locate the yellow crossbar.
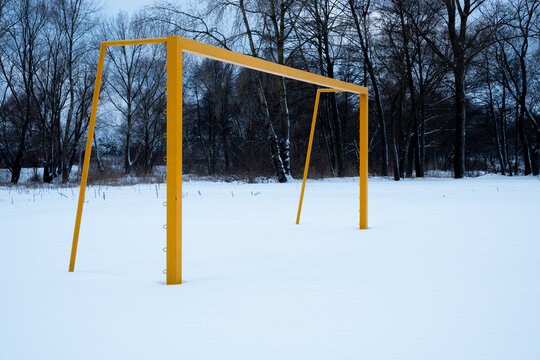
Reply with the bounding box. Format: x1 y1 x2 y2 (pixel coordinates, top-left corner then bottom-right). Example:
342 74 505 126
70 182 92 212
181 38 367 95
102 38 167 47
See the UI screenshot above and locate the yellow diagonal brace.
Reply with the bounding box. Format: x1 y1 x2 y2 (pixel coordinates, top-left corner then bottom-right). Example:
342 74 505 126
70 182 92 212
69 44 106 272
296 89 343 225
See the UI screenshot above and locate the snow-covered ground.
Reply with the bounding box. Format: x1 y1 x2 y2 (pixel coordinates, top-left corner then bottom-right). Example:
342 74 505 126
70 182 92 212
1 176 539 359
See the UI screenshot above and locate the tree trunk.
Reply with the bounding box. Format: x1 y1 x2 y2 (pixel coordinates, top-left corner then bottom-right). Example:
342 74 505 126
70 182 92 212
487 75 505 175
323 38 344 177
328 92 344 176
406 138 415 178
124 95 133 174
239 0 286 182
267 0 292 177
517 104 532 175
453 67 466 178
61 38 75 184
493 113 505 175
417 42 427 177
124 120 132 174
10 156 23 184
390 92 401 181
532 130 540 175
93 135 105 173
348 0 388 176
398 0 423 177
10 122 29 184
278 77 291 176
501 102 511 175
11 94 33 185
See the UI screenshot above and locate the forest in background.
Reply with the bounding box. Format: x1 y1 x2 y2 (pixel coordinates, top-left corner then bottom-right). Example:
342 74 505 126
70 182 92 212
0 0 539 184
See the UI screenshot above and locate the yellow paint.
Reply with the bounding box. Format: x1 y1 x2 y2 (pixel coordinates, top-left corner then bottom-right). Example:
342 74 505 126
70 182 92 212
165 36 182 285
69 44 106 272
102 38 167 47
296 89 343 225
69 36 369 283
180 38 367 95
360 94 368 229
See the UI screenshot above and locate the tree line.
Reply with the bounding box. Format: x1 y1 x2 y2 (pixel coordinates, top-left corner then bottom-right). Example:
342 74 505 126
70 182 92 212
0 0 539 184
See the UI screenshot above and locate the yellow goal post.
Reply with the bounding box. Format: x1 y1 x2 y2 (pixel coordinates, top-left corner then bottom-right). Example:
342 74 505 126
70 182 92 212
68 36 369 285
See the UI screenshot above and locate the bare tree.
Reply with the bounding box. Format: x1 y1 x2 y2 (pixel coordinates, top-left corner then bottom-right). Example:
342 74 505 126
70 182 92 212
495 0 540 175
347 0 391 177
132 55 166 175
103 12 163 174
186 60 235 175
146 0 288 182
299 0 347 176
0 0 48 183
256 0 304 177
54 0 99 182
420 0 492 178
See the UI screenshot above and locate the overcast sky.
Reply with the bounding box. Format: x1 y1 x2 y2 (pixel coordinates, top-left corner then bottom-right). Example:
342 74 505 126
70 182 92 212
103 0 153 14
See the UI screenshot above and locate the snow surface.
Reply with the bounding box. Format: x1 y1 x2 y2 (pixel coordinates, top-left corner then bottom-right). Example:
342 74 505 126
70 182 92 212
1 176 539 359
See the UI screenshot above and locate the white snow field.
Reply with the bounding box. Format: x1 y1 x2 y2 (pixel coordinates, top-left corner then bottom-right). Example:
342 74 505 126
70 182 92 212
1 176 539 360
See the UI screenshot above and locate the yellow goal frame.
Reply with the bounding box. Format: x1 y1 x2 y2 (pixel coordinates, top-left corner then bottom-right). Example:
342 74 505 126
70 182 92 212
68 36 369 285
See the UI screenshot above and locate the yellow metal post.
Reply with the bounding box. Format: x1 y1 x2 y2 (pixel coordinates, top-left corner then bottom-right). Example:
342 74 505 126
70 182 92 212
69 44 106 272
166 36 182 285
360 93 368 229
